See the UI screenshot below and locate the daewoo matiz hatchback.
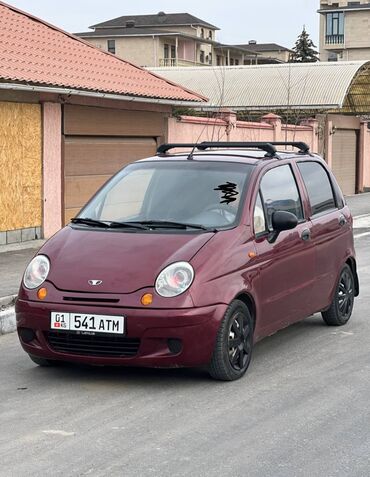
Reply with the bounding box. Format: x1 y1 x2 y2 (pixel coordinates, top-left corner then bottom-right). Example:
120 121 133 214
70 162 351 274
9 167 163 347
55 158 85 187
16 141 359 381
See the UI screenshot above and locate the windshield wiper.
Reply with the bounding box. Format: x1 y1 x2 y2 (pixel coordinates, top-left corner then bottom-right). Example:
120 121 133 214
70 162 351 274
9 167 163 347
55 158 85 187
130 220 216 231
71 217 215 232
108 221 150 230
71 217 110 228
71 218 149 230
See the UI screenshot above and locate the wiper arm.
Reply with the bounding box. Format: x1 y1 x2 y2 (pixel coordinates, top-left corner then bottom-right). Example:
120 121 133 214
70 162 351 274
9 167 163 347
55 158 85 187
133 220 216 231
71 217 109 228
108 221 150 230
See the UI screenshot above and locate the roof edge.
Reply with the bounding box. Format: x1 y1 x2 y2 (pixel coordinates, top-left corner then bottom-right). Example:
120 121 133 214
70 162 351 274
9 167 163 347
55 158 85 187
0 82 206 106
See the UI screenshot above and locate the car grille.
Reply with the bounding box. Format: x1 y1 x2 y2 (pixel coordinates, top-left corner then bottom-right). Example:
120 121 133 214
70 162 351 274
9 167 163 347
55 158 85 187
46 332 140 358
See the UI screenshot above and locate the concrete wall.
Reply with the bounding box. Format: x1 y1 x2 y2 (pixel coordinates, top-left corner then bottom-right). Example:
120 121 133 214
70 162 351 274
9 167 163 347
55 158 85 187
43 103 62 239
87 36 159 67
361 124 370 189
167 113 318 153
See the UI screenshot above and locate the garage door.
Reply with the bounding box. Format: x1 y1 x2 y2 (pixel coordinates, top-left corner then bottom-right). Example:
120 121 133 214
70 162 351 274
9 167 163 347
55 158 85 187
64 137 157 223
331 129 357 196
63 105 164 224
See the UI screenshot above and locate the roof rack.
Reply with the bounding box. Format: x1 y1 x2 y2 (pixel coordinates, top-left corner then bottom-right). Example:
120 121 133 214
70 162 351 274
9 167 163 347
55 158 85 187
268 142 310 154
157 142 277 157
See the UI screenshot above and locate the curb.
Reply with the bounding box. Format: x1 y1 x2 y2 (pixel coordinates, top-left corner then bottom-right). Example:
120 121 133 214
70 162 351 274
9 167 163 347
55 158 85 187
0 295 17 336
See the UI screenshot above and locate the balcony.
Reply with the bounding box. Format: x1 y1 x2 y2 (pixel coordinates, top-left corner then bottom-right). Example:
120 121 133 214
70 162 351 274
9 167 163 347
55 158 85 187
325 34 344 45
159 58 210 67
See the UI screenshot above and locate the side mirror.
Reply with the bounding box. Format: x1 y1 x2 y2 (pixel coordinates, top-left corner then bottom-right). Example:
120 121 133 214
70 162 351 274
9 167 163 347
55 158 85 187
268 211 298 243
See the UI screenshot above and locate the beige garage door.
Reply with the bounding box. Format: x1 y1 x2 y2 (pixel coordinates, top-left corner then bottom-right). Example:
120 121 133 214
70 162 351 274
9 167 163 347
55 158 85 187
64 137 157 223
63 105 165 224
332 129 357 196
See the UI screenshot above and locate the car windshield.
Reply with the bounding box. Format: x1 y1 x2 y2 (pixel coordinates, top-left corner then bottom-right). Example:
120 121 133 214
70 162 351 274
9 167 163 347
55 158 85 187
78 160 253 230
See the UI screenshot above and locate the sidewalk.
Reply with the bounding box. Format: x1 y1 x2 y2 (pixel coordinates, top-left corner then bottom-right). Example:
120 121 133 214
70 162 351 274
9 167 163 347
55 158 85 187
0 240 43 298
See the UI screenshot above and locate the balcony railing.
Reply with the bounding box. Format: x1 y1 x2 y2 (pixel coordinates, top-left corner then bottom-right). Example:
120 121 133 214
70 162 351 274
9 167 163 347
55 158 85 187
159 58 210 67
325 34 344 45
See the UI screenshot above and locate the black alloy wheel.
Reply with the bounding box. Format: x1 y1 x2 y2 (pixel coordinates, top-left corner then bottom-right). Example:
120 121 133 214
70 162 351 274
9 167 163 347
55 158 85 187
228 310 252 372
209 300 254 381
322 264 355 326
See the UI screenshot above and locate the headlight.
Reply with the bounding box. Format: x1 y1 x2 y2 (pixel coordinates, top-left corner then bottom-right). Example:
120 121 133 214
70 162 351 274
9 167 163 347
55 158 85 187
23 255 50 289
155 262 194 298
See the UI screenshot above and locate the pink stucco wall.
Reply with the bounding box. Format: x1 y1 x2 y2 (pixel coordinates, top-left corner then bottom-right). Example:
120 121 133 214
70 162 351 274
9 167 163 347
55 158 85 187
362 124 370 189
168 114 317 152
42 102 62 238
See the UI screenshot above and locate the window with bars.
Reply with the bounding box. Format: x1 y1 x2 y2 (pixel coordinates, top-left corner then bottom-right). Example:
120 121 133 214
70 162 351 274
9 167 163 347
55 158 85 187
326 12 344 44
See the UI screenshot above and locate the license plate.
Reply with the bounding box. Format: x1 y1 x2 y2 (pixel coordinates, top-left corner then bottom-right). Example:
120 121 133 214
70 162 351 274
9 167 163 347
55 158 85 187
51 312 124 335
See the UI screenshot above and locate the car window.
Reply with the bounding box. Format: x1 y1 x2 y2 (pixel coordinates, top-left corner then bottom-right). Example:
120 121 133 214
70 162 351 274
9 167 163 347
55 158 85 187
260 165 304 229
297 162 336 216
254 192 267 235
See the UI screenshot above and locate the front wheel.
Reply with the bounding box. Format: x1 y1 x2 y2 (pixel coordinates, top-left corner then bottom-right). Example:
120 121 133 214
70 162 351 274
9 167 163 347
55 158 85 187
208 300 254 381
322 264 355 326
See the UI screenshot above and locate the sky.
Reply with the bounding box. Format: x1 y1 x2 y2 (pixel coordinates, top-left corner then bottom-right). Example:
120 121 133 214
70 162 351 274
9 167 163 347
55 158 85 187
4 0 320 49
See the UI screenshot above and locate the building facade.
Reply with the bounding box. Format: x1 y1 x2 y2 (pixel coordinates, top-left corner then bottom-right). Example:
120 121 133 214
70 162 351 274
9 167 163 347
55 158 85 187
76 12 257 67
234 41 293 63
319 0 370 61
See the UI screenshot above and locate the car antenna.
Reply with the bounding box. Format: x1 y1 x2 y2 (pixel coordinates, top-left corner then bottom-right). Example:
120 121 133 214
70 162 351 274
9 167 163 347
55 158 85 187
187 143 198 160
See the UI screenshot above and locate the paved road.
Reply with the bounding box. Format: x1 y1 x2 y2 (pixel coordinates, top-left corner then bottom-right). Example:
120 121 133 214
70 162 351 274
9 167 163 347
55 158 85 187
1 233 370 477
346 192 370 217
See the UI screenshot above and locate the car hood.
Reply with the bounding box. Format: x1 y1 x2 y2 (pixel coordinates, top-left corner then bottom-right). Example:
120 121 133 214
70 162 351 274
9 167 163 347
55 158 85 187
40 226 215 294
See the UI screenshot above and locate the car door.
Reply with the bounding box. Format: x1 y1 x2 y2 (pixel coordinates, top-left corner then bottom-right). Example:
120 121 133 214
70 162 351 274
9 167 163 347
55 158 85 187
296 160 352 312
251 163 316 339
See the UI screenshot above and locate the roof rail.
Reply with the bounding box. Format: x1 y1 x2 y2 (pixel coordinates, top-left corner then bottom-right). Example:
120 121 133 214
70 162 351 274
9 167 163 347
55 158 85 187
157 142 277 157
157 143 199 154
268 142 310 154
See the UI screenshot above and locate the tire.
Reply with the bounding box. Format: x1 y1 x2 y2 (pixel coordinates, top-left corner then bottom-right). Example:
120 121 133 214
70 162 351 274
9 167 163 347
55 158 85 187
322 264 355 326
28 355 56 367
208 300 254 381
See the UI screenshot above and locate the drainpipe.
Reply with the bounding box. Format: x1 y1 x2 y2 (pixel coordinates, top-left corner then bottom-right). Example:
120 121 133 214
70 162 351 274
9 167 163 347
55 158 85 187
153 35 157 66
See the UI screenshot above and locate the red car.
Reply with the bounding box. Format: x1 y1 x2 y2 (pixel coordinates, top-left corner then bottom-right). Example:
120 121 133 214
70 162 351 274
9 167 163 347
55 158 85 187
16 142 359 381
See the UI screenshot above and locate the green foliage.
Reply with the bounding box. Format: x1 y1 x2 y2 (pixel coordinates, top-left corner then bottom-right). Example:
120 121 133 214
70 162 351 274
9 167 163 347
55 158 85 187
290 27 319 63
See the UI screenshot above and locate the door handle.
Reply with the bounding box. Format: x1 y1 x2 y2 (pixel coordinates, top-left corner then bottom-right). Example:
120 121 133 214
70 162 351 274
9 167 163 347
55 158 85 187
301 229 311 241
339 215 347 227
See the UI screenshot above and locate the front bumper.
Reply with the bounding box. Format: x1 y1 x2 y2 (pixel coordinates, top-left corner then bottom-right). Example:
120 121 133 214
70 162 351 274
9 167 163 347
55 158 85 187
16 299 227 367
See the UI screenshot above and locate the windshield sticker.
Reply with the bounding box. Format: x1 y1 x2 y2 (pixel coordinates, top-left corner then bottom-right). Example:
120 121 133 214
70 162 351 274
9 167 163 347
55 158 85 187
214 182 239 204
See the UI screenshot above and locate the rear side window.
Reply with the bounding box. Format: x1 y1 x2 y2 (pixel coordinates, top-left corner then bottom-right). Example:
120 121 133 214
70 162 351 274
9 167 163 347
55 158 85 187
260 165 303 229
298 162 336 216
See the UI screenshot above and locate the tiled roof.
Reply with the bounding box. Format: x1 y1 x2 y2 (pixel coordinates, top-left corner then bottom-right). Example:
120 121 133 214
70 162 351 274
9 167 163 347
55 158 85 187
0 2 205 103
76 27 181 38
235 43 293 53
91 12 219 30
